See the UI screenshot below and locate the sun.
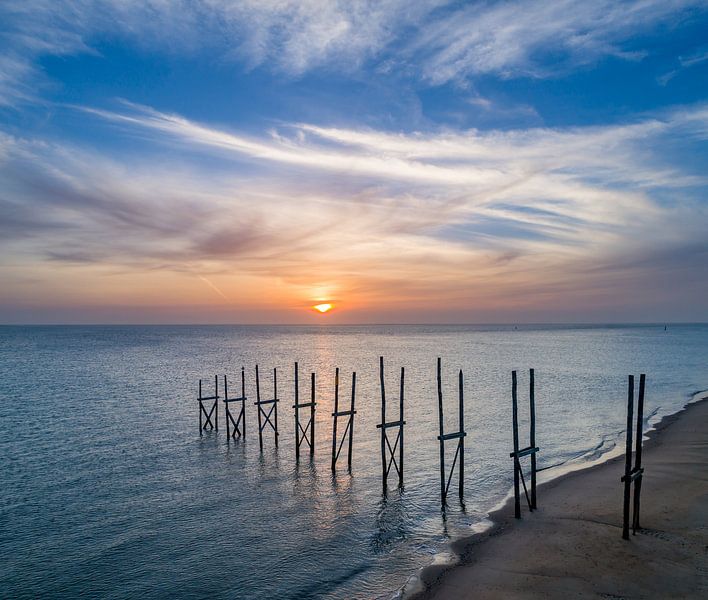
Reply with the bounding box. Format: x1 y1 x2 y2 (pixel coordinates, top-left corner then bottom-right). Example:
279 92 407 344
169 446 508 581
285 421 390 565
313 303 333 313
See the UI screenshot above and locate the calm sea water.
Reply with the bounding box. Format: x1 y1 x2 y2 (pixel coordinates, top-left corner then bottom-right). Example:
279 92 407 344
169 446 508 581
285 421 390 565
1 324 707 599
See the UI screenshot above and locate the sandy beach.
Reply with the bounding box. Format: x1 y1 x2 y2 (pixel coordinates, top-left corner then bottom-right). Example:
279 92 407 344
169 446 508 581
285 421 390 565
412 395 708 599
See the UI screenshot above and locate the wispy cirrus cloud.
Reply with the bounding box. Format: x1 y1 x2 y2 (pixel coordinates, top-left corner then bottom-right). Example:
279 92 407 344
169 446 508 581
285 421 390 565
1 102 706 320
1 0 705 105
406 0 705 84
658 47 708 85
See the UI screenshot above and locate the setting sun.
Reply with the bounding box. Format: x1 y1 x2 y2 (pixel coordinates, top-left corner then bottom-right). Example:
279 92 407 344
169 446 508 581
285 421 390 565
313 303 333 313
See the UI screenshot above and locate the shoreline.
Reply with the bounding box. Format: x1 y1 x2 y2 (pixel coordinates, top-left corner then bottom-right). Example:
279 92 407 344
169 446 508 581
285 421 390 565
405 390 708 599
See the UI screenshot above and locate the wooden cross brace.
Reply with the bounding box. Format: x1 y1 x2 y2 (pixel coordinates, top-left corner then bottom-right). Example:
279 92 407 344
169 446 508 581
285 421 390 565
254 365 279 450
198 375 219 434
223 368 247 439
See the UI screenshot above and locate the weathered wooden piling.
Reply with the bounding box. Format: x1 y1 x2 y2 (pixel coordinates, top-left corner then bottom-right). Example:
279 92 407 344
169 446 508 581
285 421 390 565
376 356 405 493
632 374 646 533
621 373 646 539
510 369 539 519
223 368 247 439
622 375 634 539
254 365 279 450
198 375 219 434
331 368 339 468
293 362 317 460
436 358 467 504
529 368 536 510
331 368 357 472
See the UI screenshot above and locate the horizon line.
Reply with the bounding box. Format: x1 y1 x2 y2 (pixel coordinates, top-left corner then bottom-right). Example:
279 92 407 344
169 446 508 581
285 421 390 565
1 321 704 327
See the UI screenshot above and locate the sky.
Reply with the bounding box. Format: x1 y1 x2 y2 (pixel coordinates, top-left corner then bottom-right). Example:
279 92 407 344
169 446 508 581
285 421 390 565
0 0 707 324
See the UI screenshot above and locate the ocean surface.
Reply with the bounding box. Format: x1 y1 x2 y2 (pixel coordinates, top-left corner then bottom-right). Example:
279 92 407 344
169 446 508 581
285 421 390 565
1 324 707 599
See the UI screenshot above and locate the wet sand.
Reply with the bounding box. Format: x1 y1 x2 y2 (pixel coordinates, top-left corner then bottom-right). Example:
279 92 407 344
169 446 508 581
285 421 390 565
412 396 708 599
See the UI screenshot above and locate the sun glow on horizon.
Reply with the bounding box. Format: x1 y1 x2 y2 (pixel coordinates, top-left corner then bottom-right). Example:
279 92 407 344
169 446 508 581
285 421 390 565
313 303 333 313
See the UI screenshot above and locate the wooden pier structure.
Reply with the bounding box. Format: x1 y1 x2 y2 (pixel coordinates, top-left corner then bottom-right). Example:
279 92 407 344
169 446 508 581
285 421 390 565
436 358 467 504
376 356 405 493
331 368 357 472
510 369 539 518
190 360 662 549
293 362 317 460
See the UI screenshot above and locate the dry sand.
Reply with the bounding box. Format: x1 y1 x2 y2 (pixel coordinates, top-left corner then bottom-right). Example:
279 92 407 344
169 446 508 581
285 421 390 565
412 396 708 599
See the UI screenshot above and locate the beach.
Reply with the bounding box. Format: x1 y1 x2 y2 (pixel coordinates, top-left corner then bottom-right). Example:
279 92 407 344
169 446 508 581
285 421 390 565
412 395 708 599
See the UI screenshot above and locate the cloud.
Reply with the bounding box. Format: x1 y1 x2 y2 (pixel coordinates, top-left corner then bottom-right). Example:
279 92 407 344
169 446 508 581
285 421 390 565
1 102 706 320
0 0 705 103
407 0 705 84
658 47 708 85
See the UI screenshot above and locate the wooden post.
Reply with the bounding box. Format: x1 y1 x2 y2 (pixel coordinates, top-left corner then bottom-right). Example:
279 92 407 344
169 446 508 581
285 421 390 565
310 371 315 457
273 367 279 448
241 367 246 439
225 375 230 438
348 372 356 471
256 364 263 451
380 356 387 494
199 379 203 435
458 369 464 500
214 374 219 431
294 362 300 461
622 375 635 540
437 358 446 503
632 373 645 533
512 370 521 519
529 368 536 510
399 366 405 489
331 368 339 470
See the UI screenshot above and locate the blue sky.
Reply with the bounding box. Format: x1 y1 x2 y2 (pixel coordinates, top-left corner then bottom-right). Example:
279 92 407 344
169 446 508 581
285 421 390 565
1 1 707 323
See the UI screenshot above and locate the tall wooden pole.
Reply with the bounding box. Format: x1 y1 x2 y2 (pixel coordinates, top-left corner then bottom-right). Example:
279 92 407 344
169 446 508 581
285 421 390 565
622 375 635 540
198 379 203 434
529 368 536 509
512 370 520 519
458 369 465 499
294 362 300 461
437 358 446 503
241 366 246 439
225 375 230 438
256 365 263 451
310 372 316 457
399 366 405 489
331 368 339 471
380 356 387 494
214 375 219 431
273 368 279 447
348 372 356 472
632 374 645 533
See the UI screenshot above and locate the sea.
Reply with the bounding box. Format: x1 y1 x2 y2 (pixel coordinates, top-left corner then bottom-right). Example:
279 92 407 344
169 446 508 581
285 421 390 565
1 324 707 599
